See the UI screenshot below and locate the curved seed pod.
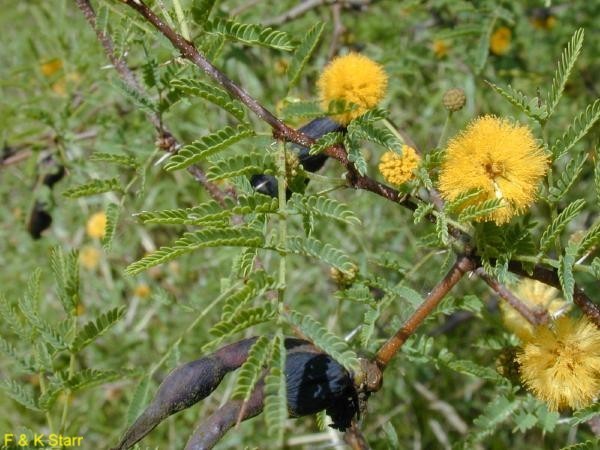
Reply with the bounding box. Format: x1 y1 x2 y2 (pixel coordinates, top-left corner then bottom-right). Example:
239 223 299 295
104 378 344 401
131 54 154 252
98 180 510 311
27 201 52 240
285 351 358 431
251 117 344 197
184 382 265 450
112 337 258 450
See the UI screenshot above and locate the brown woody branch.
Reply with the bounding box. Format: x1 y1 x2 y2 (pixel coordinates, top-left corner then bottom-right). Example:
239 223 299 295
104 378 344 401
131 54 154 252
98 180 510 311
375 255 476 370
476 268 548 326
119 0 599 327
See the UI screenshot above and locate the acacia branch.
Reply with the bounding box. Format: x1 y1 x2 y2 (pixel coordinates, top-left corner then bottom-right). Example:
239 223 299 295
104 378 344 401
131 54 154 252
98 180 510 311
375 255 476 369
119 0 600 327
476 268 548 326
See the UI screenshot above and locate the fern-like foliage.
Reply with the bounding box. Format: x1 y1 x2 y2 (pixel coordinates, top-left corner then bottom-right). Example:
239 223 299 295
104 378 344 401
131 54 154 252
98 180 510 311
559 241 578 303
170 78 246 121
164 125 254 171
89 152 139 169
286 236 356 275
545 28 584 119
102 202 120 250
204 305 276 352
344 135 368 175
206 18 295 51
546 154 587 203
288 193 361 226
287 22 325 88
70 306 125 352
207 153 276 181
137 193 278 226
485 81 547 122
221 270 275 319
551 99 600 160
49 248 80 316
62 178 123 198
308 131 345 156
125 227 265 275
232 336 271 401
348 118 402 152
60 368 135 392
288 310 360 374
0 379 40 411
467 396 521 443
263 332 287 445
445 188 484 214
538 199 585 255
577 222 600 257
280 100 323 119
457 198 504 223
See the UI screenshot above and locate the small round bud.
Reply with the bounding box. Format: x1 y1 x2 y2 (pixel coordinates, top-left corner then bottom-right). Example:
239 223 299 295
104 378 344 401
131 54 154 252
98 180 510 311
285 150 300 179
442 88 466 112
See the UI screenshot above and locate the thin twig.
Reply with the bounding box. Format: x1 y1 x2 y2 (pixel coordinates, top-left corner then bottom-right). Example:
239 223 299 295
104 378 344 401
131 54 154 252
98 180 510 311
476 268 549 326
264 0 373 26
375 256 476 369
327 3 345 60
74 0 228 206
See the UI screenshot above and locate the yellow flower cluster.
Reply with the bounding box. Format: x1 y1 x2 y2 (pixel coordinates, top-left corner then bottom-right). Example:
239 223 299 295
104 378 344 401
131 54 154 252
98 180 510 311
432 40 449 58
79 245 101 270
317 53 388 125
378 146 420 185
134 283 151 299
501 280 567 341
490 27 512 55
438 116 548 225
86 212 107 239
517 316 600 411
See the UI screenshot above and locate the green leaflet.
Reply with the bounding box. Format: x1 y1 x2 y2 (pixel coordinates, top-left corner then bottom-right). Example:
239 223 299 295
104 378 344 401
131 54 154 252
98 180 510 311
288 193 361 226
232 336 271 401
551 99 600 160
263 332 286 445
164 125 254 171
136 193 278 225
457 198 504 223
308 131 344 156
287 22 325 88
545 28 584 119
62 178 123 198
70 306 126 352
288 310 360 374
125 227 265 275
0 379 40 411
286 236 356 275
539 199 585 255
102 202 120 251
207 153 276 181
170 78 246 121
206 18 295 51
485 81 547 123
89 152 139 169
546 153 587 202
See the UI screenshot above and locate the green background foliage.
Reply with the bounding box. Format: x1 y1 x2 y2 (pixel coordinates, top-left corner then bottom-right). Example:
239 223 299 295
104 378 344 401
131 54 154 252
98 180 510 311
1 0 599 449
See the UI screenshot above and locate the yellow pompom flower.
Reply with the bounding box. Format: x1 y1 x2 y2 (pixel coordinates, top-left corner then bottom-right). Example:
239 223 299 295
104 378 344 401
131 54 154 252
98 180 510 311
432 40 449 58
134 283 151 299
317 52 388 125
517 316 600 411
40 58 63 77
86 212 107 239
490 27 512 55
79 245 101 270
438 116 549 225
378 146 421 185
500 279 567 341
